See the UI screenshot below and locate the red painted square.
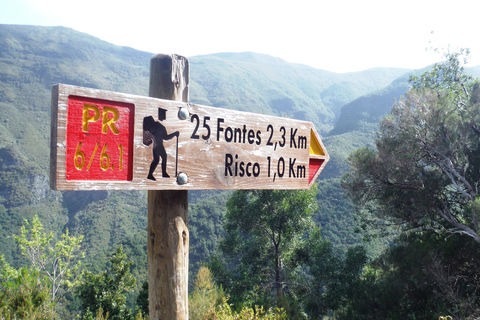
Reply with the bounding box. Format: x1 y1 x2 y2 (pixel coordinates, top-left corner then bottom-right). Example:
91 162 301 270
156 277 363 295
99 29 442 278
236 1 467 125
66 96 134 181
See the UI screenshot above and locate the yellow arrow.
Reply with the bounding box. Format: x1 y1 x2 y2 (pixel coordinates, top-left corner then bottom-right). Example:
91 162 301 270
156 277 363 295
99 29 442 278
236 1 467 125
308 128 329 185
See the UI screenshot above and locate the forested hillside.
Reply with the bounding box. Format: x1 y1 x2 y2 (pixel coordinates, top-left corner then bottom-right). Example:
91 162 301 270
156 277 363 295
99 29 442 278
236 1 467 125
7 24 480 319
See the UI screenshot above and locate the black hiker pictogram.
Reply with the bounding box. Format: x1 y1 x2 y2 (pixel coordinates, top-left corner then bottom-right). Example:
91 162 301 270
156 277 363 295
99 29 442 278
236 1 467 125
143 108 179 180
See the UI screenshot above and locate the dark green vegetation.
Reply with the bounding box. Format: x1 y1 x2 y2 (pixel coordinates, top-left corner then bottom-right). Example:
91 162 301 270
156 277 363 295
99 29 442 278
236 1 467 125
341 49 480 318
210 188 370 319
1 219 146 319
2 24 480 318
77 245 137 320
215 189 318 310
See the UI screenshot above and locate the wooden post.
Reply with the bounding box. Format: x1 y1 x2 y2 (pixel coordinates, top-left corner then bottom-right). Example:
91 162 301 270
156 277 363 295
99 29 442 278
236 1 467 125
148 54 189 320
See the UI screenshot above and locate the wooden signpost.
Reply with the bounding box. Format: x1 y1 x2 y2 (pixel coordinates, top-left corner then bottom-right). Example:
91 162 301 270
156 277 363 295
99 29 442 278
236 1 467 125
50 54 329 319
50 87 328 191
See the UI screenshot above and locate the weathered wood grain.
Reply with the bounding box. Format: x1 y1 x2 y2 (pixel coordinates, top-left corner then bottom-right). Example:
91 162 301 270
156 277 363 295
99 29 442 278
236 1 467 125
148 54 189 320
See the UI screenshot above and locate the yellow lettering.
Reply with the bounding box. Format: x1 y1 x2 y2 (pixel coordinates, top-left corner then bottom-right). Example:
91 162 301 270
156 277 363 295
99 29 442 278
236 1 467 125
82 104 101 132
118 144 123 171
102 106 119 134
100 144 110 170
74 142 85 170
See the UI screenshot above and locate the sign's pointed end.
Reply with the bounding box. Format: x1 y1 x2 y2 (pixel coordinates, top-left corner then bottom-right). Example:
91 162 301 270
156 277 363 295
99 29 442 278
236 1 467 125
308 128 329 186
308 158 325 184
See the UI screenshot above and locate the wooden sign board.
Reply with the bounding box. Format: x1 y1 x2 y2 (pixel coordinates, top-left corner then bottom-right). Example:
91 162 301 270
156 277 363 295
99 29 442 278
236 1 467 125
50 84 329 190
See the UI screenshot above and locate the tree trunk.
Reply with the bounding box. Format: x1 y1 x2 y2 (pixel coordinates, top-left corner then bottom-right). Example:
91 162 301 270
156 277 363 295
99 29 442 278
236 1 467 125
274 242 282 299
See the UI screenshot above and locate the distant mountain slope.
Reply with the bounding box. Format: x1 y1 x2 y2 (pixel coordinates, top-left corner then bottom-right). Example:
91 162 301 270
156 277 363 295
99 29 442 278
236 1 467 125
329 65 480 138
322 65 480 179
329 75 410 136
0 24 151 93
190 52 410 133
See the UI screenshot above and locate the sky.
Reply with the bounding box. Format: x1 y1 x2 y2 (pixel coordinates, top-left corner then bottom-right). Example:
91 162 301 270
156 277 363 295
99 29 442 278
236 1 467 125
1 0 479 73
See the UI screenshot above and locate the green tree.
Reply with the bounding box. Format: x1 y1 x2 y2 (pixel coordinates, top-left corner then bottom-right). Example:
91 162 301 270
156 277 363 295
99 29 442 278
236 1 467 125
12 215 84 302
0 215 83 319
208 299 287 320
189 266 225 320
333 232 480 319
0 256 55 319
342 49 480 244
77 245 136 320
135 280 149 317
216 188 318 313
292 227 369 319
189 191 228 282
409 48 473 109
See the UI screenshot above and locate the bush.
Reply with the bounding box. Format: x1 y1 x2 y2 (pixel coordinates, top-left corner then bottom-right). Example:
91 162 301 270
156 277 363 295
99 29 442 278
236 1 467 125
77 245 136 320
0 258 55 320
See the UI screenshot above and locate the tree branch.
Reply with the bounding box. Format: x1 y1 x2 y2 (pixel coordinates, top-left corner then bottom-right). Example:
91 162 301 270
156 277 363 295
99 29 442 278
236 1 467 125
435 207 480 244
420 142 475 200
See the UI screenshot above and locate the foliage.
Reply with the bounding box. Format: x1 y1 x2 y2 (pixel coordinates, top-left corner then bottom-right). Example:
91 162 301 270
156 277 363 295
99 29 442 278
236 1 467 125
0 256 55 319
314 179 363 250
342 49 480 244
77 245 136 320
291 227 369 318
0 215 86 318
334 232 480 319
216 188 317 310
135 281 149 317
210 187 368 319
409 48 473 109
81 307 147 320
189 191 229 283
204 298 287 320
190 266 286 320
338 48 480 319
12 215 84 302
189 266 225 320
